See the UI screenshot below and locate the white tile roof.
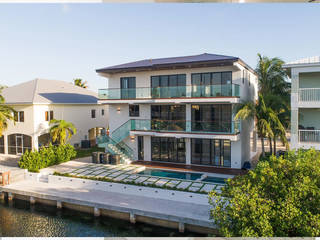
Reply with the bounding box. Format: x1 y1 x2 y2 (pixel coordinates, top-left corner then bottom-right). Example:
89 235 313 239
1 78 98 105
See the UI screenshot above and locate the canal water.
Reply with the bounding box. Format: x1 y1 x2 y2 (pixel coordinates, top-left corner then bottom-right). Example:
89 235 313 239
0 199 205 237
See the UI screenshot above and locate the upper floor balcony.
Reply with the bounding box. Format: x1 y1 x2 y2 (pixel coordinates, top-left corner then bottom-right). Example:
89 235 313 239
98 84 240 104
130 119 241 141
299 88 320 107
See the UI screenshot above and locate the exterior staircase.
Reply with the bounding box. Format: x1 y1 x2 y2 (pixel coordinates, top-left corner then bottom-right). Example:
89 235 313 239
97 120 134 164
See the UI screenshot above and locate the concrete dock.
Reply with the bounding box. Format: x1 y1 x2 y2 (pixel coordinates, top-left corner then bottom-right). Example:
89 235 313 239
0 179 216 234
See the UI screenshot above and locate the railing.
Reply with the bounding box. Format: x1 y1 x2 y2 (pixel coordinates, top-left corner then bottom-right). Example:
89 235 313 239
96 134 134 160
131 119 241 134
299 130 320 143
99 84 240 100
299 88 320 102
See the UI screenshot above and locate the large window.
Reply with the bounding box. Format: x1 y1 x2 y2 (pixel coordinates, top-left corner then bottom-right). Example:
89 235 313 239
8 134 32 155
191 139 231 167
151 137 185 163
151 74 186 98
120 77 136 99
191 71 232 97
151 105 186 131
191 104 232 133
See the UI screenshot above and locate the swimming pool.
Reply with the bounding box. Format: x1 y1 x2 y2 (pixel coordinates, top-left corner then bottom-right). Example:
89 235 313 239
202 176 226 184
138 168 203 180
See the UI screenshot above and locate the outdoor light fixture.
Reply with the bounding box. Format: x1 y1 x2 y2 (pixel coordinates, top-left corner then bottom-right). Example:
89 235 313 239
117 107 121 113
130 135 135 141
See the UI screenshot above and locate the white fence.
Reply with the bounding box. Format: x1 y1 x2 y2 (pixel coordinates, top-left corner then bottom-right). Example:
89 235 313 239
299 130 320 143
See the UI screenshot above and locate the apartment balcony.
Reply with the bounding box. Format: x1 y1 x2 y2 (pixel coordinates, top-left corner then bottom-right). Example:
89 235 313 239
298 88 320 108
98 84 240 104
298 129 320 150
130 119 241 141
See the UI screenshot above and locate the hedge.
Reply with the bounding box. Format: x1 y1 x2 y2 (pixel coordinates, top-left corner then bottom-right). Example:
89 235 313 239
19 144 76 172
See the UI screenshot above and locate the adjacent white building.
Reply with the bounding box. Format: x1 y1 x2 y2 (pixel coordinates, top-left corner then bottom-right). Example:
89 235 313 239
0 79 108 155
97 53 258 169
283 56 320 150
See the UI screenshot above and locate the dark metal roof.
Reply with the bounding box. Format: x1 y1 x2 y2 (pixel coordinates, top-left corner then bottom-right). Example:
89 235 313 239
96 53 240 74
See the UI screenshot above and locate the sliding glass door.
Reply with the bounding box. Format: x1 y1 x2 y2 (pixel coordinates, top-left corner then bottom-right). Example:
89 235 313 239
151 105 186 131
151 137 186 163
191 104 232 132
120 77 136 99
191 139 231 167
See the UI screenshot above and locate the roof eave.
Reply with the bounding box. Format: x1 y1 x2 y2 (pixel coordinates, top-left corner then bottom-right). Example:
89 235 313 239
96 58 239 74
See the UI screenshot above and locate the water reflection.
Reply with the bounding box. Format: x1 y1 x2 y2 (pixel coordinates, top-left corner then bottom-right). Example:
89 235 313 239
0 199 203 237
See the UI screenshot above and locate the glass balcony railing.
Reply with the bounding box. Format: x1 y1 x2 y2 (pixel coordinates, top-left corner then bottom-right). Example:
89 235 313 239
99 84 240 100
131 119 241 134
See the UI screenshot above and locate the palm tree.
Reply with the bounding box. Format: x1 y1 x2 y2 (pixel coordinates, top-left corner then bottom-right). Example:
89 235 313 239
235 94 286 157
256 54 290 153
49 119 77 145
73 79 88 89
0 90 15 137
256 53 290 97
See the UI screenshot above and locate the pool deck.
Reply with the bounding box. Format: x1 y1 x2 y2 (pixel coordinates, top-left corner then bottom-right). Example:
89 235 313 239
132 161 247 176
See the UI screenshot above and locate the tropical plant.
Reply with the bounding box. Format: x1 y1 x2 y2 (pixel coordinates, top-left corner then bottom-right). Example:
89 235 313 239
49 119 77 145
0 89 15 137
235 94 287 156
73 78 88 88
254 54 291 153
209 149 320 237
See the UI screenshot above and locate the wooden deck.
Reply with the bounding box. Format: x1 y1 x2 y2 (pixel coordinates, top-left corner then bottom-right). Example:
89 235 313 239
132 161 247 176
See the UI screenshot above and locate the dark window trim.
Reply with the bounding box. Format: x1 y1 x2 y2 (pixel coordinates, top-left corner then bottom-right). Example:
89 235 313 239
91 109 96 118
191 71 233 85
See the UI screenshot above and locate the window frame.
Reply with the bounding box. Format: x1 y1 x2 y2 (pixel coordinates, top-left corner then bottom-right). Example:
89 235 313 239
91 109 96 119
129 104 139 117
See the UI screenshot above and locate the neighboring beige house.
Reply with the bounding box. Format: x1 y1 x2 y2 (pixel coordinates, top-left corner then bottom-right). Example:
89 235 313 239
283 56 320 150
96 53 258 169
0 79 108 155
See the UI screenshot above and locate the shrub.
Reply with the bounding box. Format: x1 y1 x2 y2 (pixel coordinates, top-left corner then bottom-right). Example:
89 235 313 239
19 144 76 172
209 149 320 237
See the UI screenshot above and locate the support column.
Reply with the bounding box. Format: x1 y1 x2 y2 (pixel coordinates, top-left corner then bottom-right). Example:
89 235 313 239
30 196 36 205
129 213 136 224
178 222 185 233
94 207 100 217
185 138 191 165
8 192 13 202
186 104 191 132
143 136 151 162
57 201 62 209
32 134 39 151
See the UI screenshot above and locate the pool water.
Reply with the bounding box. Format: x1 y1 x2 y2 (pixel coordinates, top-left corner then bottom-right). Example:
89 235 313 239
202 176 226 184
138 169 203 180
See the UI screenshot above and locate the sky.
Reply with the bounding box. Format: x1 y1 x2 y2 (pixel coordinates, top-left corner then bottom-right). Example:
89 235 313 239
0 3 319 91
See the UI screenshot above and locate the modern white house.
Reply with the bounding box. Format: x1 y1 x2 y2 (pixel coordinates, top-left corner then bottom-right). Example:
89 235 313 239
283 56 320 150
96 53 258 169
0 79 108 155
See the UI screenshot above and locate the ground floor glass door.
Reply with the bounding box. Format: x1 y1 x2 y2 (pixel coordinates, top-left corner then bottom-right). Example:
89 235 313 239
151 137 185 163
138 136 144 160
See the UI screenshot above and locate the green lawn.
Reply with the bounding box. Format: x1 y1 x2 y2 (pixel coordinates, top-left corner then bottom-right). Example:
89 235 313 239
73 146 105 159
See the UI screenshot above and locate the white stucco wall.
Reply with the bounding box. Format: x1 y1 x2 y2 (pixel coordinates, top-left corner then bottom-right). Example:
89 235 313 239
1 103 108 153
102 62 257 169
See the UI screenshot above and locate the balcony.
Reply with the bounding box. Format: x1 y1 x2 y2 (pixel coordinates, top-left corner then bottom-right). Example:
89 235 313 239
98 84 240 103
299 130 320 143
131 119 240 135
298 88 320 107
